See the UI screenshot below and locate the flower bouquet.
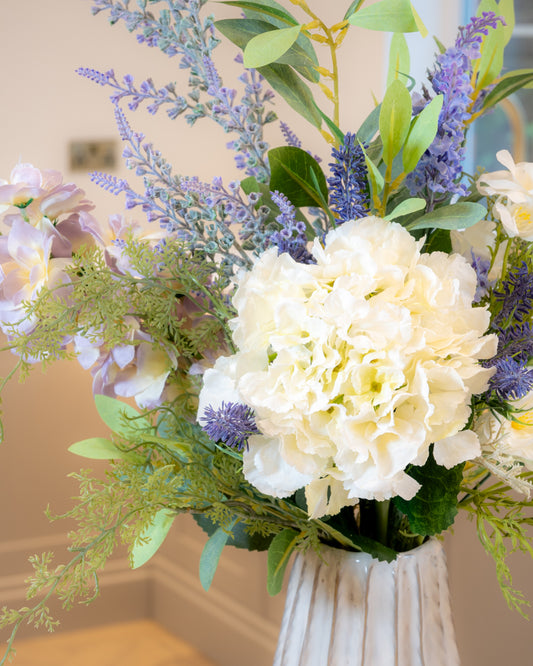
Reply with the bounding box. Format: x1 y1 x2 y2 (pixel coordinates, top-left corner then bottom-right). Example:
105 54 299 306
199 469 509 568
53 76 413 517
2 0 533 661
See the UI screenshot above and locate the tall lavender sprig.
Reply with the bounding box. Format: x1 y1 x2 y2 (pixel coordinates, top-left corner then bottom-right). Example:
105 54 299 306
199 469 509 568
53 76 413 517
406 12 504 207
86 1 275 182
268 191 314 264
328 133 369 223
484 262 533 401
92 105 270 269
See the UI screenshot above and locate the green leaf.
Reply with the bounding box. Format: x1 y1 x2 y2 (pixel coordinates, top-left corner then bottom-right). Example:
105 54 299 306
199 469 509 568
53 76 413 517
357 103 381 144
258 62 322 127
475 2 506 91
267 528 298 596
387 33 410 88
131 509 176 569
402 94 443 174
410 3 428 38
94 394 151 437
482 69 533 111
393 449 464 536
317 108 345 144
359 141 384 196
406 202 487 231
68 437 129 460
219 0 298 27
268 146 328 208
384 197 426 221
199 520 236 590
343 0 365 20
243 24 301 69
194 513 273 551
380 79 412 168
215 19 319 83
348 0 420 33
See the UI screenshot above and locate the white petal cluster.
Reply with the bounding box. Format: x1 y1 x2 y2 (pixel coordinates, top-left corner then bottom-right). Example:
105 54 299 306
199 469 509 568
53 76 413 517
199 218 497 517
477 149 533 240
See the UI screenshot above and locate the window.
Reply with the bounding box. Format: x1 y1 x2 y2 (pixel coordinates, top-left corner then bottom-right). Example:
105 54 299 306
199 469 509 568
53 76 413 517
466 0 533 168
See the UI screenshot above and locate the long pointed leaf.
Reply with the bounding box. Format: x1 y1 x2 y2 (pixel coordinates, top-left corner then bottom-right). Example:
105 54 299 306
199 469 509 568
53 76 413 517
131 510 176 569
199 520 236 590
267 528 299 596
94 394 151 436
244 24 301 69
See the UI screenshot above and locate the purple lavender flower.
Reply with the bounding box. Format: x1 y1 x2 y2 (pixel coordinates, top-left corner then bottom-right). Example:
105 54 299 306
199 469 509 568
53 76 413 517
470 252 493 302
201 401 259 451
328 133 369 223
493 262 533 325
268 191 314 264
406 12 504 206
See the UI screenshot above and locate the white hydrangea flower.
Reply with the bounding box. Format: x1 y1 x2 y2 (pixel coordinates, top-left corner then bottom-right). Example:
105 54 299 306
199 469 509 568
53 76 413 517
477 149 533 240
199 218 497 518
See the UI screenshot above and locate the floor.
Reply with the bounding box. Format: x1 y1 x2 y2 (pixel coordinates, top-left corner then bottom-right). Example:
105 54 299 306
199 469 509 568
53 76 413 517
10 620 217 666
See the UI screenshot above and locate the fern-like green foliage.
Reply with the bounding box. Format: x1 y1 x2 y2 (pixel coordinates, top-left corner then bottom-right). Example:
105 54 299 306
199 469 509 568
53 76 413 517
460 469 533 617
4 237 235 377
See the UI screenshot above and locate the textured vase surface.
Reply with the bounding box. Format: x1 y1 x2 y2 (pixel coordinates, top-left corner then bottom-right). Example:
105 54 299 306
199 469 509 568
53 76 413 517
273 538 459 666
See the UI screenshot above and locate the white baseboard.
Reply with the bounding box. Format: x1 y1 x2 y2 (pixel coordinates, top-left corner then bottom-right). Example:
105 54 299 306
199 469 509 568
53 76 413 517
0 532 280 664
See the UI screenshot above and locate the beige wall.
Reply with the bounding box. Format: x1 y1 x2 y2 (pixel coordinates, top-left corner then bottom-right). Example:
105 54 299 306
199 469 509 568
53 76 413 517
0 1 532 665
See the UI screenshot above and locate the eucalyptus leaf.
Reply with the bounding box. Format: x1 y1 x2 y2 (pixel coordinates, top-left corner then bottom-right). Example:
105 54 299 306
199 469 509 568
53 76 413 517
384 197 426 221
267 528 298 596
94 394 151 436
357 103 381 144
215 19 318 83
402 94 443 174
380 79 412 168
348 0 420 33
199 521 236 590
235 0 318 75
482 69 533 110
219 0 298 26
268 146 328 208
387 33 410 88
406 202 486 231
131 509 176 569
68 437 129 460
343 0 365 20
258 63 322 127
244 24 301 69
194 513 273 551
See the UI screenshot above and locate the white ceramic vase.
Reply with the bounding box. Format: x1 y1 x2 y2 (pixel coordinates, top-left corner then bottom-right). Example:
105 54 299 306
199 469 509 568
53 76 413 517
273 538 459 666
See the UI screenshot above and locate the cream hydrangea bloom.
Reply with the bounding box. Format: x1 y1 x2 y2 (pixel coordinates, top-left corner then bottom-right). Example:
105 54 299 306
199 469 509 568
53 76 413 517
477 149 533 240
199 218 497 518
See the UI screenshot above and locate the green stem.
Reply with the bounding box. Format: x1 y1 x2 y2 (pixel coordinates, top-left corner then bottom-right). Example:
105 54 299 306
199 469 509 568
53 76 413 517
376 499 390 546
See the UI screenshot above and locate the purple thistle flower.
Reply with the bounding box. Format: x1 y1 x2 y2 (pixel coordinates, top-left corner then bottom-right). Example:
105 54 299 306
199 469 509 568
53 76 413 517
200 401 259 451
486 357 533 401
328 133 369 223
